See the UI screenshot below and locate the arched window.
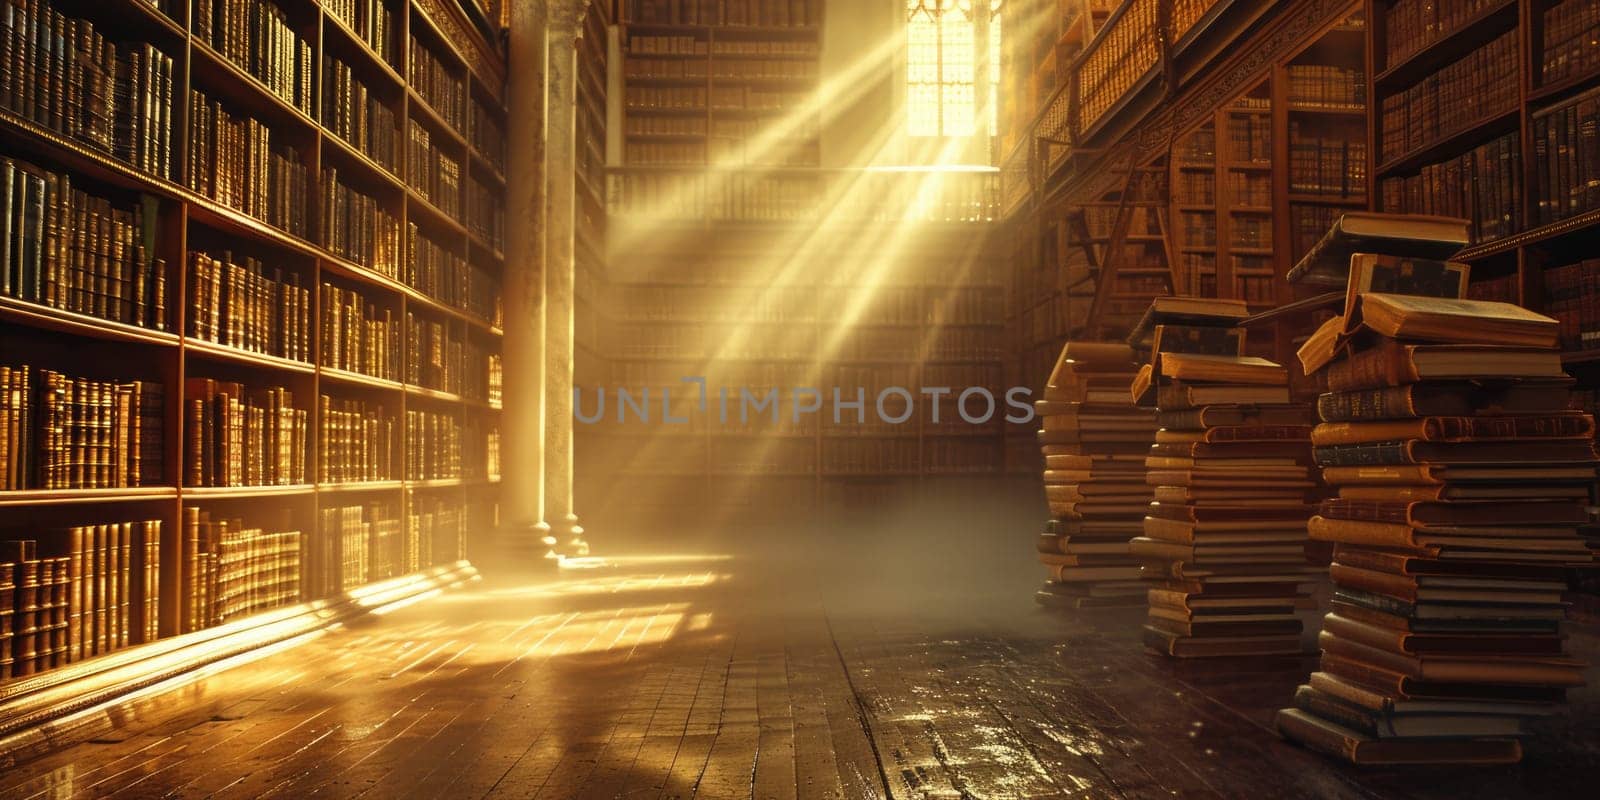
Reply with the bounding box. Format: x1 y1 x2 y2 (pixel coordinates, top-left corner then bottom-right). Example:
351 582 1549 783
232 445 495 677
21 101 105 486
907 1 1001 137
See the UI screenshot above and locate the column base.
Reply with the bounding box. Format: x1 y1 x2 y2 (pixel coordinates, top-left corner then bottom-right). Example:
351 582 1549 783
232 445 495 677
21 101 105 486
554 514 589 558
490 520 562 575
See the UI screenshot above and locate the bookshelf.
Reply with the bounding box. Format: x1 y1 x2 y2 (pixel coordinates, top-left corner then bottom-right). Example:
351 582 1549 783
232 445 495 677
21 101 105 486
1361 0 1600 414
615 4 822 169
0 0 505 682
580 215 1007 531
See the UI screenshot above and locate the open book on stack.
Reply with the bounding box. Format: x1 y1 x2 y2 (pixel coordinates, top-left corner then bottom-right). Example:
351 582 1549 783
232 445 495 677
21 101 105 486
1132 308 1323 657
1033 341 1156 607
1276 250 1596 765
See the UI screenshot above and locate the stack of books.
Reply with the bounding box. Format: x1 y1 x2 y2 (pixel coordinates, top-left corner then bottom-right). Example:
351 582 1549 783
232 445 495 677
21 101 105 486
1033 341 1156 607
1277 224 1596 764
1130 298 1323 657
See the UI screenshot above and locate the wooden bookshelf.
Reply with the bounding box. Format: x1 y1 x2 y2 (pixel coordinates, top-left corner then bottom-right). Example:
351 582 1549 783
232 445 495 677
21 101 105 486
615 6 821 169
578 218 1007 531
1363 0 1600 424
0 0 505 682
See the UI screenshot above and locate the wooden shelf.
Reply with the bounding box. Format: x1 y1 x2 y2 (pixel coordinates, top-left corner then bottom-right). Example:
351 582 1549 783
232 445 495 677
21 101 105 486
184 338 316 375
188 41 319 138
1376 106 1519 177
319 367 404 392
318 480 405 494
0 296 179 348
406 88 469 150
0 487 179 508
182 485 317 500
1373 0 1517 90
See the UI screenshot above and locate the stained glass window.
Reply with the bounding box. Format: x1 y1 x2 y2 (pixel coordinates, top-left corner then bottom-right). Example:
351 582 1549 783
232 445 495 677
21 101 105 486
907 1 1000 137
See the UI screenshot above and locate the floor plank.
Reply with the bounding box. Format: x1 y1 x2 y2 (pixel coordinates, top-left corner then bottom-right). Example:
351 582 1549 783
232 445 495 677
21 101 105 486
3 540 1599 800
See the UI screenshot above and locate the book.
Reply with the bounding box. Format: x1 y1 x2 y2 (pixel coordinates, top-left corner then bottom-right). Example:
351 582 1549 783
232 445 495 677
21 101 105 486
1126 296 1249 348
1315 380 1576 422
1325 341 1566 392
1275 708 1522 765
1287 214 1470 287
1349 294 1560 349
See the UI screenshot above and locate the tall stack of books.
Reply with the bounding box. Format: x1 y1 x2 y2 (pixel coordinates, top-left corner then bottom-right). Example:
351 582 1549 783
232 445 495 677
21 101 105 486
1130 298 1323 657
1276 217 1596 764
1032 340 1156 607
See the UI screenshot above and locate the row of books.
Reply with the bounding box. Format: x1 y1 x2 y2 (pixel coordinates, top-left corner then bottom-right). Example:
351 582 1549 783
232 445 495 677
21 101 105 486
324 0 398 67
406 119 462 219
1076 0 1159 131
1532 89 1600 227
1543 0 1600 87
406 315 465 394
321 282 400 380
188 251 312 362
1180 212 1217 247
0 365 163 491
711 86 806 111
1 522 159 681
1291 205 1342 263
620 0 823 27
1381 0 1500 66
189 89 311 239
466 420 499 481
628 35 707 57
1226 114 1272 164
318 396 395 484
404 408 461 481
194 0 314 116
1 158 168 331
0 1 175 179
1175 170 1215 204
466 175 503 252
625 142 705 165
1540 257 1600 351
322 55 400 175
1466 272 1518 304
1377 32 1517 165
321 165 402 276
1289 123 1367 198
1178 126 1217 164
710 60 817 80
467 96 505 175
713 39 819 57
1279 246 1593 765
1378 131 1522 245
405 224 502 327
410 495 466 568
1286 65 1365 110
626 86 708 110
626 115 708 136
608 172 825 220
711 116 818 139
180 507 302 633
408 36 466 135
627 58 711 78
1226 171 1271 207
318 502 395 593
309 497 470 598
185 380 308 487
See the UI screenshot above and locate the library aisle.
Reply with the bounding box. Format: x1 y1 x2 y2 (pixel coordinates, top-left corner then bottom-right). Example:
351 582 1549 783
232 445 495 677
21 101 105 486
4 505 1600 800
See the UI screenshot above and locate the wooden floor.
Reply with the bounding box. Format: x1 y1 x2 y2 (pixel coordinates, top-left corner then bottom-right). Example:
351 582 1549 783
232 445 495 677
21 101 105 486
4 508 1600 799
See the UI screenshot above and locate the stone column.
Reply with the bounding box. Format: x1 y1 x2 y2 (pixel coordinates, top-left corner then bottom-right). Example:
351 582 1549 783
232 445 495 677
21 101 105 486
543 0 589 557
499 0 552 564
